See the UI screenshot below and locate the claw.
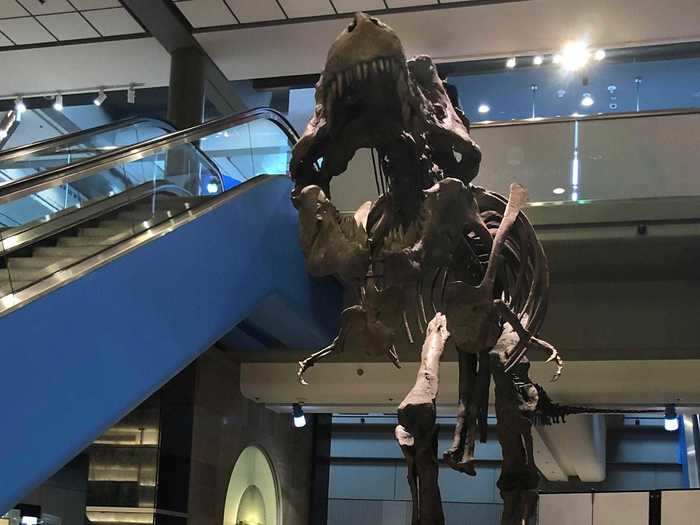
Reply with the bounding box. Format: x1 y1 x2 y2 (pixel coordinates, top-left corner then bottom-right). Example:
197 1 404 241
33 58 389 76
297 360 311 386
533 337 564 382
388 345 402 368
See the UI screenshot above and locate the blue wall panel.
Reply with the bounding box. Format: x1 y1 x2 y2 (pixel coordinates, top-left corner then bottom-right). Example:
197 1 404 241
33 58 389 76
0 176 340 512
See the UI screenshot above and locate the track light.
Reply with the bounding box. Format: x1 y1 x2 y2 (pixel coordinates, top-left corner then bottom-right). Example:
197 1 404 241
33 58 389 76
127 85 136 104
93 89 107 106
292 403 306 428
665 405 678 432
14 96 26 114
505 57 517 69
532 55 543 66
206 180 219 194
53 93 63 112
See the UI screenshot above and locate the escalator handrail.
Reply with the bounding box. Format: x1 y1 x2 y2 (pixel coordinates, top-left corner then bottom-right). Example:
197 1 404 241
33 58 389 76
0 108 298 205
0 116 176 163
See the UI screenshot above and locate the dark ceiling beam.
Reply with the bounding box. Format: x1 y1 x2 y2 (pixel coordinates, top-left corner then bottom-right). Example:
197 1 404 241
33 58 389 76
120 0 246 120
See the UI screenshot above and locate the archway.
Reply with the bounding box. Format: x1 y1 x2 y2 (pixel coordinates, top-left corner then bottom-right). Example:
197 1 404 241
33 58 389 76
223 446 280 525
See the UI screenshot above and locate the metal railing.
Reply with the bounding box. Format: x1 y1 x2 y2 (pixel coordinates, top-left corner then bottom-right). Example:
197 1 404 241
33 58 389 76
0 107 298 204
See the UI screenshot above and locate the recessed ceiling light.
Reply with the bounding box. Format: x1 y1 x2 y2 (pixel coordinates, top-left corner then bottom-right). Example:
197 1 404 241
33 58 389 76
580 93 594 107
552 187 566 195
594 49 606 61
478 104 490 114
533 55 544 66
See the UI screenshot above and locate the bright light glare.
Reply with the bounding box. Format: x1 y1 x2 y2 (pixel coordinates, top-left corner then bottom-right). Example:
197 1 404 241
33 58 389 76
294 414 307 428
552 187 566 195
665 417 679 432
207 181 219 194
478 104 490 114
533 55 543 66
0 129 7 139
506 57 517 69
594 49 606 61
53 93 63 111
15 97 26 113
560 41 591 71
21 518 38 525
580 93 594 107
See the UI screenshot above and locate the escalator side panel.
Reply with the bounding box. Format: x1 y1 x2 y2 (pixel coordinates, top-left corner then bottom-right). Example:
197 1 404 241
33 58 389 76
0 176 340 512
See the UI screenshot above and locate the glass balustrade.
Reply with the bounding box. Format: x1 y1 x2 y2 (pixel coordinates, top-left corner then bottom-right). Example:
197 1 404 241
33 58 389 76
0 118 173 187
0 111 295 300
470 109 700 204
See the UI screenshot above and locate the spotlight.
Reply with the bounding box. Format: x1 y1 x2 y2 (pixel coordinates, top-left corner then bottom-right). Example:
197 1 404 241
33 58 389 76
580 93 594 107
292 403 306 428
665 405 679 432
93 89 107 106
506 57 517 69
127 85 136 104
533 55 544 66
53 93 63 112
14 96 26 113
478 104 490 114
552 187 566 195
594 49 606 61
206 180 219 194
560 40 591 72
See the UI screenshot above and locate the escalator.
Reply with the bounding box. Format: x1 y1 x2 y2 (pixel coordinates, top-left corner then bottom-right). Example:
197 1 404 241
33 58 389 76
0 109 340 513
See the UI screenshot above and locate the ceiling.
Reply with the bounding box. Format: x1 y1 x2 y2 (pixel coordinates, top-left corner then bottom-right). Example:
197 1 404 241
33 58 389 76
0 0 145 48
172 0 484 29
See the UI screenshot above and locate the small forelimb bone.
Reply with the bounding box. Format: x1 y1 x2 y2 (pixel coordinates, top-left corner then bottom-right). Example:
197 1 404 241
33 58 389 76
297 305 365 385
494 300 564 382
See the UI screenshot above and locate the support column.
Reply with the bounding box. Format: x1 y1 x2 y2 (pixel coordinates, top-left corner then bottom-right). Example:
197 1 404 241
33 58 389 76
309 414 332 525
167 47 206 130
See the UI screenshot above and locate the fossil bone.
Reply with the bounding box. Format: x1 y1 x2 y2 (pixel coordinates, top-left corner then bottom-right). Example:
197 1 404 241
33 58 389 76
290 13 563 525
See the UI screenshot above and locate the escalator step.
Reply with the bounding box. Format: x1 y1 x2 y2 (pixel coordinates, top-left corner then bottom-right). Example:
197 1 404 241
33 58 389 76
79 227 131 238
33 246 104 258
57 232 131 247
7 256 78 270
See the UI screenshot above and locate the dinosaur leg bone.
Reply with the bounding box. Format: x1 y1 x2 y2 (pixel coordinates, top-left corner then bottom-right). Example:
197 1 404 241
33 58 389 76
490 330 540 525
443 351 477 475
444 349 491 476
395 313 450 525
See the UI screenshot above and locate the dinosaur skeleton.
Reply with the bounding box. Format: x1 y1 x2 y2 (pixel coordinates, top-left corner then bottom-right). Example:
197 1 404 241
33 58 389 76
290 13 563 524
